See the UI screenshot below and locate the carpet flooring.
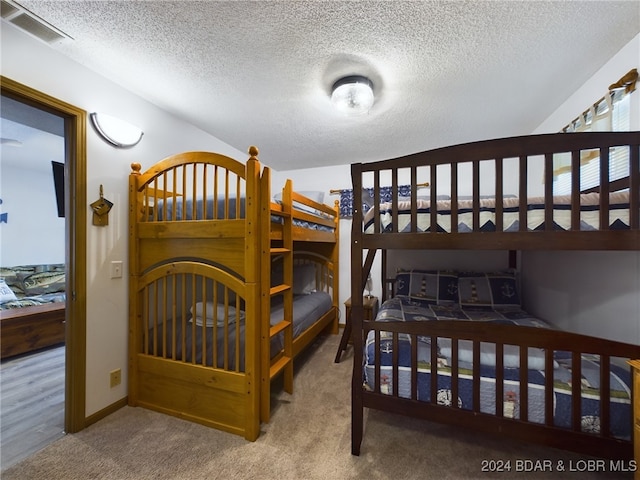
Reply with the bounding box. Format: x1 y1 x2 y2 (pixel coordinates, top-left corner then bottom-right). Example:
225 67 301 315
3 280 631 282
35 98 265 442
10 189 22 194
2 334 632 479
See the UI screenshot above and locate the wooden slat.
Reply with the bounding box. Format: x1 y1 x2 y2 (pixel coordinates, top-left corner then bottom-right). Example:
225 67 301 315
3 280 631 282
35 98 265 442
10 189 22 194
495 158 504 232
600 355 611 437
411 167 418 233
472 160 480 231
430 164 437 233
392 332 399 397
518 156 527 232
373 172 381 234
519 346 528 422
270 320 291 338
599 147 610 230
269 356 290 379
544 349 554 426
630 144 639 229
374 330 381 394
571 352 582 431
361 230 640 251
392 169 399 233
495 343 504 417
472 340 480 412
430 334 438 404
544 153 554 231
451 163 458 233
270 284 290 296
451 338 459 408
411 333 418 400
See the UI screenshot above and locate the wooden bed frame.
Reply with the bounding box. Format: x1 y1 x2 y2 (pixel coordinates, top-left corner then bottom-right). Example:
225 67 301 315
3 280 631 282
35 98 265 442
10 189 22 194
128 147 339 440
0 302 65 359
349 132 640 460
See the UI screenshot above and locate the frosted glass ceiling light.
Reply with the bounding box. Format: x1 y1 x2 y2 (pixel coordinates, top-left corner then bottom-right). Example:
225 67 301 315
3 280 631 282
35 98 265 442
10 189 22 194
331 76 374 115
90 112 144 148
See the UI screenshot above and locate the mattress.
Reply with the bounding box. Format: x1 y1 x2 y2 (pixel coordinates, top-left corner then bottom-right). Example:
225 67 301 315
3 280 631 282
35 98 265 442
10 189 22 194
155 196 334 232
364 191 631 233
147 291 333 370
364 295 632 439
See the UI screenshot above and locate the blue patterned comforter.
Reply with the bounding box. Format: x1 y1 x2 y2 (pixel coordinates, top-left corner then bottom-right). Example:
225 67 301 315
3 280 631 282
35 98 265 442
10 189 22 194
364 295 633 439
363 192 631 233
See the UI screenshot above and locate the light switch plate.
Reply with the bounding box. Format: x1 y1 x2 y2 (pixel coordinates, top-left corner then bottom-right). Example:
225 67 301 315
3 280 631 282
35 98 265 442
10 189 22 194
110 261 123 278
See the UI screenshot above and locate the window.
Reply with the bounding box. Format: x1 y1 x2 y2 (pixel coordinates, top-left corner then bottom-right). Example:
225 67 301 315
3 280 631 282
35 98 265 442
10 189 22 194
552 69 637 195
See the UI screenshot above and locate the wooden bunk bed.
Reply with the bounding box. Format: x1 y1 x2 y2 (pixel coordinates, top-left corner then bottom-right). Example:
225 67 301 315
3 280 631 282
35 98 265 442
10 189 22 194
349 131 640 460
128 147 339 440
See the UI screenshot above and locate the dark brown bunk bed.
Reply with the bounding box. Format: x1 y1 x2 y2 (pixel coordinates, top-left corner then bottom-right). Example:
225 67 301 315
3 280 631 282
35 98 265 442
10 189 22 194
349 131 640 460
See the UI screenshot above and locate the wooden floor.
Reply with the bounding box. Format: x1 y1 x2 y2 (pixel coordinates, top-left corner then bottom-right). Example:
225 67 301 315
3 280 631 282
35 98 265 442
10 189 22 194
1 345 65 471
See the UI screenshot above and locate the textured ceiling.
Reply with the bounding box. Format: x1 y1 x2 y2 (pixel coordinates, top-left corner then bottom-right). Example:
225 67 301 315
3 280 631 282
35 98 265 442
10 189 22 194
13 0 640 171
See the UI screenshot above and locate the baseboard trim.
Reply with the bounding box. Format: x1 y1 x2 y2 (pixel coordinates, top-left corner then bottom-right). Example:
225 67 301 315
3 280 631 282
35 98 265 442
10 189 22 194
84 397 128 428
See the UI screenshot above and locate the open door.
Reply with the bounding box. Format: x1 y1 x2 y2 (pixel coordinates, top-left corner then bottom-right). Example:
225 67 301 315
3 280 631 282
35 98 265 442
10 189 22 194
1 76 87 437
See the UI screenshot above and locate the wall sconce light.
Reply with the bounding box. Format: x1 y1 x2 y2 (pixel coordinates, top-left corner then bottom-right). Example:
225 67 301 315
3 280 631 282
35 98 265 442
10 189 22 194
0 138 23 147
331 75 374 115
90 112 144 148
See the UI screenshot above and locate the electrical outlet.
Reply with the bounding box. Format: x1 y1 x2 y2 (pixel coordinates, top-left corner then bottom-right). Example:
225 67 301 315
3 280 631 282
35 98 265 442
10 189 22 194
110 260 123 278
110 368 121 388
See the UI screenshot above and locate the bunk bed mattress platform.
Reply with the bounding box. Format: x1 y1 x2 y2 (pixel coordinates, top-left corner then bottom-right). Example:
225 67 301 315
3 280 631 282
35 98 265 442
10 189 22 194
146 292 332 369
155 196 336 232
364 295 632 440
364 191 631 233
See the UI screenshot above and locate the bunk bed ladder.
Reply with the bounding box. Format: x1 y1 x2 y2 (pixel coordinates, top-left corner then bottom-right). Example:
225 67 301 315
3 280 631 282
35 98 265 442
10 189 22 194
270 180 294 393
260 173 295 423
269 242 294 387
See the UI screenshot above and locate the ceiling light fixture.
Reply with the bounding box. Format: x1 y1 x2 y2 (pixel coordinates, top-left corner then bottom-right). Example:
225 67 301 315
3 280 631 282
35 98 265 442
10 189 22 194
90 112 144 148
331 75 374 115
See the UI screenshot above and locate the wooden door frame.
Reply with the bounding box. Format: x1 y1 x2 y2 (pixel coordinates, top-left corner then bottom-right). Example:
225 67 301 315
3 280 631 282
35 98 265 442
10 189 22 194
1 76 86 433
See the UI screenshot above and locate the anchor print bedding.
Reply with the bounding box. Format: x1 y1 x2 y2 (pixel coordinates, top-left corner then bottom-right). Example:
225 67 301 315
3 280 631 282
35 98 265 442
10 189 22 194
364 293 633 439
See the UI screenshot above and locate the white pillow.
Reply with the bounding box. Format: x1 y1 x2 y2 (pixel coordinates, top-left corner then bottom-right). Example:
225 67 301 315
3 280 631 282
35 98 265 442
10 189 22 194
293 264 316 295
190 302 244 327
438 339 558 370
0 279 17 303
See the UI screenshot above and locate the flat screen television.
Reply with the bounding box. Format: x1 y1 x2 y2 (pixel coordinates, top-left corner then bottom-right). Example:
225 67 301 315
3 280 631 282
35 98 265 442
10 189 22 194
51 161 65 218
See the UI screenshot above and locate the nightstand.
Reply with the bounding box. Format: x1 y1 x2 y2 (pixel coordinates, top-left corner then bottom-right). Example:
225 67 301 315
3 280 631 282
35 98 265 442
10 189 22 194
334 296 379 363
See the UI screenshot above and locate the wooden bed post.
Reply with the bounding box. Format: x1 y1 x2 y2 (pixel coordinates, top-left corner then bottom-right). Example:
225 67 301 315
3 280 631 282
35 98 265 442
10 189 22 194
332 199 341 334
351 163 365 455
244 147 262 441
128 163 142 407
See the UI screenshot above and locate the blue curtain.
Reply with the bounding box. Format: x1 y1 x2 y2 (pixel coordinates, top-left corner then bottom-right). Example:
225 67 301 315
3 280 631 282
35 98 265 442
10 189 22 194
339 185 413 218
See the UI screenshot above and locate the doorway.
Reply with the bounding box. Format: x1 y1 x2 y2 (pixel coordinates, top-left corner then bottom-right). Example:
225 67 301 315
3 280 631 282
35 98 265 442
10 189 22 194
0 76 86 467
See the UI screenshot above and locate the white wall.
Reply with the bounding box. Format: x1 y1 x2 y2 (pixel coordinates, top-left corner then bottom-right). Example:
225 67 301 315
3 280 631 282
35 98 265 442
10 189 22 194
1 24 247 417
1 163 65 266
523 33 640 344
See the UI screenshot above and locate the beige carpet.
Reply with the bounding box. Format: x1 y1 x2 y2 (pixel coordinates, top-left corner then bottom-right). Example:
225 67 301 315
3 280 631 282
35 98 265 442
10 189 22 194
2 334 631 479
